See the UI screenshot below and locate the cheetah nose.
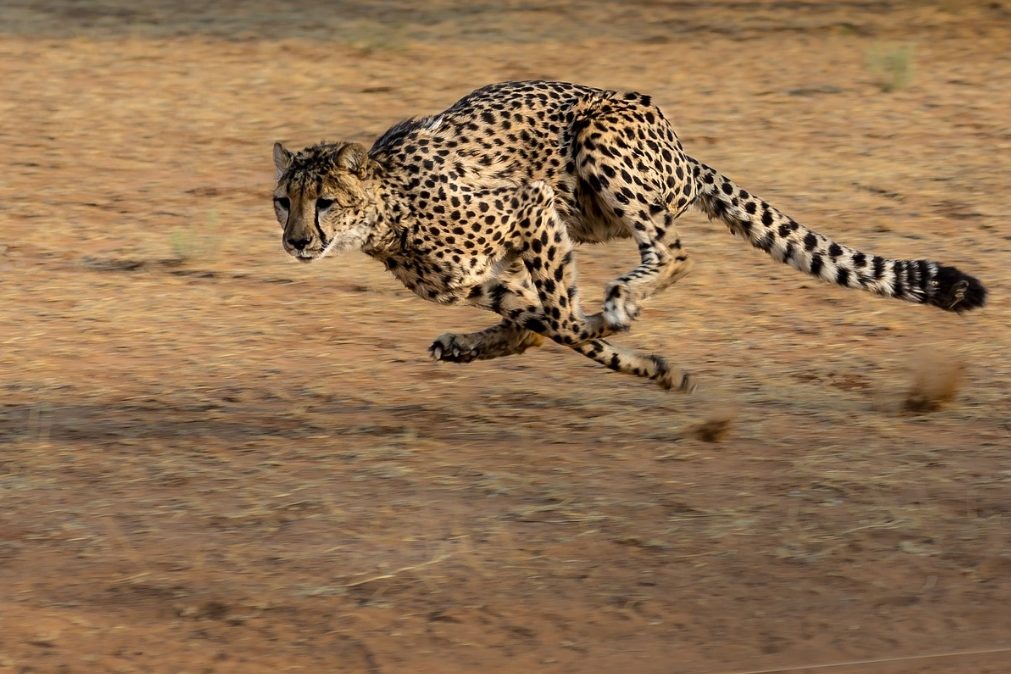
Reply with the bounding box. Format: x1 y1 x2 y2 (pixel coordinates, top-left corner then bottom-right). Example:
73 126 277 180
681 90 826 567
286 234 311 251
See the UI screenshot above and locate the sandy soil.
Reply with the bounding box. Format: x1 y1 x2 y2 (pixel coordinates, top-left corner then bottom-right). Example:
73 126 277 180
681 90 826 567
1 1 1010 672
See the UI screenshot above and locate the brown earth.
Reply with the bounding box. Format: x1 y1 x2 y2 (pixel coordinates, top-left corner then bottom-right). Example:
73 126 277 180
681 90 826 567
1 1 1010 673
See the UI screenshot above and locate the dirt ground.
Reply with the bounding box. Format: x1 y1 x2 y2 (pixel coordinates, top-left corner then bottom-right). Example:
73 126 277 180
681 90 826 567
1 1 1010 673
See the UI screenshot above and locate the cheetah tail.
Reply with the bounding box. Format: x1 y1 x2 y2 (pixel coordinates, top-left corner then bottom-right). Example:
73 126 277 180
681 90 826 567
686 157 987 313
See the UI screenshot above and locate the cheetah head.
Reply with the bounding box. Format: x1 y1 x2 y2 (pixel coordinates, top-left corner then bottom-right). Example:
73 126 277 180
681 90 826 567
272 141 380 262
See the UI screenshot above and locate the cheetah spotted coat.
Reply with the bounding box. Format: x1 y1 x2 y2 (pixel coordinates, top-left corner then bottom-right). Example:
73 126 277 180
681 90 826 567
272 80 986 390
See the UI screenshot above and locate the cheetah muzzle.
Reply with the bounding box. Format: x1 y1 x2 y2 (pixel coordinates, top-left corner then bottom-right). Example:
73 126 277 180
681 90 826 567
271 80 987 391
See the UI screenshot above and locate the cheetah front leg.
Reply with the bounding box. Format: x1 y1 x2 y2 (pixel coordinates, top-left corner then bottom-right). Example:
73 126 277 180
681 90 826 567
428 259 544 364
429 319 544 363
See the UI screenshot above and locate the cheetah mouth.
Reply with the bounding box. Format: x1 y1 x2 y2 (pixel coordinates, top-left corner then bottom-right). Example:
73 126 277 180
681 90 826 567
294 253 318 263
288 234 341 263
285 247 323 263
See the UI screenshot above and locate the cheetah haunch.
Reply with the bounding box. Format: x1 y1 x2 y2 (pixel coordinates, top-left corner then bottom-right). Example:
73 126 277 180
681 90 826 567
272 80 986 391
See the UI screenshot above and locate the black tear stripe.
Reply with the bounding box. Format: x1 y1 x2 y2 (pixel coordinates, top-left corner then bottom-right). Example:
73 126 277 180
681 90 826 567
313 208 327 242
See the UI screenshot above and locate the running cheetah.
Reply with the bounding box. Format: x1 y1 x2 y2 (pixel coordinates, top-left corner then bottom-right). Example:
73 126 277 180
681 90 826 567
271 80 986 391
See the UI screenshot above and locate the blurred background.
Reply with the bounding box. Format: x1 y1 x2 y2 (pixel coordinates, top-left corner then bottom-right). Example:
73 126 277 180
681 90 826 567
1 1 1009 672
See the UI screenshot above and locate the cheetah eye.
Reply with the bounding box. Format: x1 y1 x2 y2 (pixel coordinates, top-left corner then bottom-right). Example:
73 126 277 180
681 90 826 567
274 196 290 210
316 197 334 211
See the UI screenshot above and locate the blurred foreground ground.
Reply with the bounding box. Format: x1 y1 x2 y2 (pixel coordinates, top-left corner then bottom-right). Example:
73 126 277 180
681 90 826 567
1 1 1010 672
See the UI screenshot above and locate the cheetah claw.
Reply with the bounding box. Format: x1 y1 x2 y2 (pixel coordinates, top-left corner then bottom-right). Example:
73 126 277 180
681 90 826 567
429 335 479 363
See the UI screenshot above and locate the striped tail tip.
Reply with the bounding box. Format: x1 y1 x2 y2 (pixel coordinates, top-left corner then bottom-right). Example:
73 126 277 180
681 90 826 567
927 265 987 313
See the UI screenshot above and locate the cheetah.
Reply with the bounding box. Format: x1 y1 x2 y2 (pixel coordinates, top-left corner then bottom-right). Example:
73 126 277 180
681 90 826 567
272 80 986 391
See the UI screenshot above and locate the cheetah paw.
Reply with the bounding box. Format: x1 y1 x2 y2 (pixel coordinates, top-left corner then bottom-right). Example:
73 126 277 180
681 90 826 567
658 370 697 393
651 355 698 393
602 283 640 332
428 333 479 363
676 372 698 394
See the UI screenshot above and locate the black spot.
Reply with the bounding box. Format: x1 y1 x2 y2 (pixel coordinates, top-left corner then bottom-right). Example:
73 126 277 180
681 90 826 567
836 267 850 286
803 232 818 251
648 354 670 379
721 182 733 195
490 284 508 312
852 252 866 268
745 201 757 215
761 210 773 227
828 243 843 258
525 318 546 334
709 199 726 219
810 253 823 276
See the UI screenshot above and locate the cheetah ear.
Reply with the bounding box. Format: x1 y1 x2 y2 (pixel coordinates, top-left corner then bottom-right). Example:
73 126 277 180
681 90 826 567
336 142 375 178
272 142 293 180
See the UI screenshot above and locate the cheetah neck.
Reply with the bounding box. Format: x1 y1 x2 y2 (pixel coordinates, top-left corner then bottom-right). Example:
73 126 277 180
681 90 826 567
359 179 409 259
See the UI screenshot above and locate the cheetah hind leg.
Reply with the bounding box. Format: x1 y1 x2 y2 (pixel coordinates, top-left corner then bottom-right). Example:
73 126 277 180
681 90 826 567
573 339 696 392
502 181 693 399
430 320 544 363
